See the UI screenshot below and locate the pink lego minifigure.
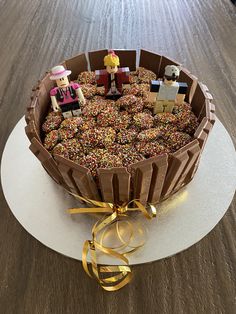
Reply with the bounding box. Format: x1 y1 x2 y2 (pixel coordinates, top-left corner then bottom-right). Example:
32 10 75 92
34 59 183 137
95 50 130 99
49 65 85 118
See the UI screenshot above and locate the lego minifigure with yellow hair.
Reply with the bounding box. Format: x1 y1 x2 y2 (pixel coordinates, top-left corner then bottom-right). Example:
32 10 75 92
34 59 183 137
95 50 130 99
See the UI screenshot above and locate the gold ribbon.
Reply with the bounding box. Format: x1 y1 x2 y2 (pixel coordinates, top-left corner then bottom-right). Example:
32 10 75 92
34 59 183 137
68 193 156 291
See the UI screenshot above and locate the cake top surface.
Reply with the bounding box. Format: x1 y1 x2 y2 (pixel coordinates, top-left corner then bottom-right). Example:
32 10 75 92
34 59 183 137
42 67 199 178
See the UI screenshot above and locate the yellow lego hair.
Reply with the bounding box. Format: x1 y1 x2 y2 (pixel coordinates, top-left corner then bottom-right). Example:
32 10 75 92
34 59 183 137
104 50 120 67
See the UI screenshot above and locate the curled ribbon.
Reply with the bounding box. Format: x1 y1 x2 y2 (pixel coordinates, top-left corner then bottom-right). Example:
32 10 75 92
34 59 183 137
68 193 156 291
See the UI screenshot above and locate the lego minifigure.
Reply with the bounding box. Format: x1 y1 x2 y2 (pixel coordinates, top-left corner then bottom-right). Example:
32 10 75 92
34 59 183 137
95 50 130 99
49 65 85 118
148 65 188 114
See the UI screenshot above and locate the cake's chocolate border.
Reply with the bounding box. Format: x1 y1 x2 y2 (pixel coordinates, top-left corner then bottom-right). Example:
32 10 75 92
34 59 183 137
25 49 216 204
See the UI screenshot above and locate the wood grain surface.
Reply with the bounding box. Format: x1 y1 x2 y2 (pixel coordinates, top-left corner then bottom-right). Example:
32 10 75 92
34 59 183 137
0 0 236 313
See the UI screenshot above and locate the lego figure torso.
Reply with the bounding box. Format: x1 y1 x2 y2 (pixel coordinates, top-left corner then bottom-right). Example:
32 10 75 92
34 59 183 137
158 81 179 100
108 72 120 96
95 67 130 98
50 82 80 106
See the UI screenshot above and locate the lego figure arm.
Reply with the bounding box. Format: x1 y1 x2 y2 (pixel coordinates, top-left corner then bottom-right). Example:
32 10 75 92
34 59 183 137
176 82 188 105
95 70 104 87
176 94 185 104
71 82 86 105
148 92 157 102
50 96 60 112
122 82 130 90
50 88 60 112
148 80 161 102
95 70 107 93
76 87 86 105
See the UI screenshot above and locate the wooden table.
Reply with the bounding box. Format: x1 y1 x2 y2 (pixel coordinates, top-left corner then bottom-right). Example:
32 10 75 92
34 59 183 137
0 0 235 313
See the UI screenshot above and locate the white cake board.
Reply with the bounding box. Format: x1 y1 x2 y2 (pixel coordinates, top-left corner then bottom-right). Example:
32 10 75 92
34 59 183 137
1 117 236 265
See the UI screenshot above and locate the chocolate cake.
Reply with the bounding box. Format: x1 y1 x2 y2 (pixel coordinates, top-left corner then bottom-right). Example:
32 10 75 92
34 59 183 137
25 49 216 205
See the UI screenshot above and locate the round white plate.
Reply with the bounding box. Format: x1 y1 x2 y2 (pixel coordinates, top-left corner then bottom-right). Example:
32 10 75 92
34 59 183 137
1 117 236 265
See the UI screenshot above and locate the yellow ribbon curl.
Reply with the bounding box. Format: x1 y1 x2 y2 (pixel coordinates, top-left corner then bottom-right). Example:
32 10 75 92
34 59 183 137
68 193 157 291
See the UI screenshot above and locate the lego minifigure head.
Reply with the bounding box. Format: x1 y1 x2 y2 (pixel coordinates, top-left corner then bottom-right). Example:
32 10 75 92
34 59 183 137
104 50 120 74
163 65 180 85
50 65 71 88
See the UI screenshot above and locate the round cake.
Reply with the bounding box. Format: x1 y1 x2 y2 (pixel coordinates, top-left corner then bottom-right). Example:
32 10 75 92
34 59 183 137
25 49 216 205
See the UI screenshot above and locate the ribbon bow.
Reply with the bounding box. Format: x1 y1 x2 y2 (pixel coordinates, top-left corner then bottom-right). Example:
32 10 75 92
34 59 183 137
68 194 156 291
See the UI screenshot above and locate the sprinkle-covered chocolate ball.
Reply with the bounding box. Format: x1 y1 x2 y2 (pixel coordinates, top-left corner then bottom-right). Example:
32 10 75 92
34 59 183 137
137 128 162 141
113 111 131 130
172 102 192 114
60 117 83 132
154 113 178 125
96 86 105 96
100 127 116 147
79 117 96 131
52 143 70 159
80 128 104 148
122 150 144 168
77 71 96 84
116 95 143 113
97 107 118 127
80 83 96 99
42 111 63 133
157 123 178 139
123 83 140 96
52 143 69 159
176 111 199 135
43 130 60 150
135 141 169 157
61 138 84 161
99 152 123 169
129 71 139 84
166 131 192 152
82 101 107 117
133 112 154 129
78 154 99 177
137 67 156 83
116 129 138 144
46 111 64 120
58 128 76 141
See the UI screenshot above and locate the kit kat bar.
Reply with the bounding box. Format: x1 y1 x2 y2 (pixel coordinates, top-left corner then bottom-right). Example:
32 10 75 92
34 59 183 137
54 155 100 201
29 137 65 186
184 118 214 184
25 89 39 124
191 82 206 119
98 168 131 204
88 49 108 71
54 155 81 195
173 140 201 192
205 100 216 125
179 68 198 104
147 155 168 204
37 82 51 124
114 50 137 71
40 73 55 94
131 158 154 205
161 141 195 199
65 53 88 80
194 117 213 150
25 120 40 142
139 49 162 76
71 165 100 201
